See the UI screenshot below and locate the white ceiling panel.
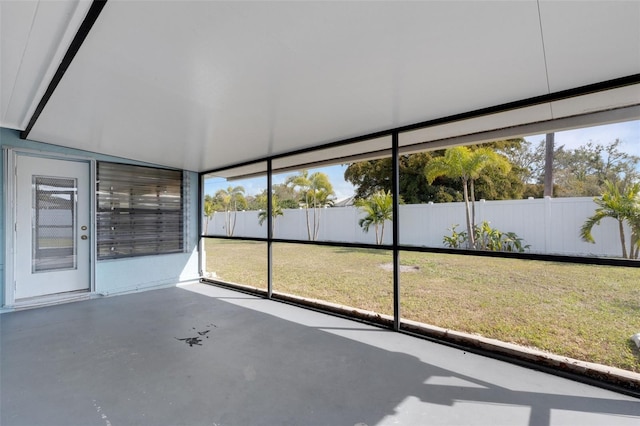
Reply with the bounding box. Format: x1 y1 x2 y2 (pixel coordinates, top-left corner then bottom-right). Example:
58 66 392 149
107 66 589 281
0 0 92 129
0 0 37 128
26 1 548 171
539 0 640 92
4 1 636 172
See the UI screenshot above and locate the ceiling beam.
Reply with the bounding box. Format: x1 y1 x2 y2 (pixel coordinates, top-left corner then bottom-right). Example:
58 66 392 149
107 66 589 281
20 0 107 140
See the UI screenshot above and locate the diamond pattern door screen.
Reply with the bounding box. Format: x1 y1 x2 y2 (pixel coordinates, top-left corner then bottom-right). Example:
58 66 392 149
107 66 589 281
32 176 77 272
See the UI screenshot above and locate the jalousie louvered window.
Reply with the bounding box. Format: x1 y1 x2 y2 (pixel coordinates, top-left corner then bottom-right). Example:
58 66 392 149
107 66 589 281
97 162 183 259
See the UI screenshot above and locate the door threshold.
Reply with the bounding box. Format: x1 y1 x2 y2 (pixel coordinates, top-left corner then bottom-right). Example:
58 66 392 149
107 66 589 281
13 291 92 311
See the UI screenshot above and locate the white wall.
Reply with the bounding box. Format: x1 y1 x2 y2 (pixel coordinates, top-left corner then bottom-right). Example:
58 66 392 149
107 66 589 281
206 206 391 245
205 197 630 258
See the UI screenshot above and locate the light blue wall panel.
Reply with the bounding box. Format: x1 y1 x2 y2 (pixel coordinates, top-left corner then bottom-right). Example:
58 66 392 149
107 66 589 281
95 171 200 294
0 165 3 306
95 251 199 295
1 127 200 308
0 128 15 307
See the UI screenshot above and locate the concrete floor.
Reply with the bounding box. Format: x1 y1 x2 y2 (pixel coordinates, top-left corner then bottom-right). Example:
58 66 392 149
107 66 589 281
1 283 638 426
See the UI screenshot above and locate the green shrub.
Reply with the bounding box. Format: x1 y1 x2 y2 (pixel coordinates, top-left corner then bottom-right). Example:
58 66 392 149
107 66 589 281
444 221 529 253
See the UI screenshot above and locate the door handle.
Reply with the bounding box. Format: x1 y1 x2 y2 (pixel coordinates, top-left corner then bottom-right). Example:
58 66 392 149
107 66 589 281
81 235 88 240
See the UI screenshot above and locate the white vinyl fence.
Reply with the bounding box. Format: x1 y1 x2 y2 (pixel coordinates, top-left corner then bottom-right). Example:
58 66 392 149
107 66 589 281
204 197 630 258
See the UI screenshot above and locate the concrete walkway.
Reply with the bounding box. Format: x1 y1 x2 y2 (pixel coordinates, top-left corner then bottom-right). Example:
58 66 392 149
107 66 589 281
1 283 638 426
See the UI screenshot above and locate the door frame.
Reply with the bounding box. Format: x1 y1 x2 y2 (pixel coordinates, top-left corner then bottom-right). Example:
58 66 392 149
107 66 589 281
3 147 96 308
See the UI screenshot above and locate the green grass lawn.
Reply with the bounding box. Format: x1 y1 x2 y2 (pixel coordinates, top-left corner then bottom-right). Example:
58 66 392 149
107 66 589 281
204 238 640 372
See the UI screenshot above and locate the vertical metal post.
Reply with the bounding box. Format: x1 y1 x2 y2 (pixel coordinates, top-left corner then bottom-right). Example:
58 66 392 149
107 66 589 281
544 133 554 198
197 173 203 277
391 131 400 331
267 159 273 299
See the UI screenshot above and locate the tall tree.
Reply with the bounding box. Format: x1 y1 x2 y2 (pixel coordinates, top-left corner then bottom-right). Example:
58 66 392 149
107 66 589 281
553 139 639 197
286 171 335 240
344 153 462 204
345 143 523 205
355 190 393 245
499 137 558 197
580 180 640 259
424 146 511 249
214 186 246 236
271 183 301 209
344 158 393 200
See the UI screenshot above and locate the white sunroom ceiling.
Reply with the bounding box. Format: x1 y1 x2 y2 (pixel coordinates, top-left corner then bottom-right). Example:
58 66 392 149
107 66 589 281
3 1 639 172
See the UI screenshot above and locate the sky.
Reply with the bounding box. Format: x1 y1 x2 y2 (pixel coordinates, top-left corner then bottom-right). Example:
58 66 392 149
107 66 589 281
205 120 640 200
203 164 354 200
524 120 640 156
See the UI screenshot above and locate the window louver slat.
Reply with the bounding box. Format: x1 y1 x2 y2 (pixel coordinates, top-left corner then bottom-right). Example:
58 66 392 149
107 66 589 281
97 162 184 259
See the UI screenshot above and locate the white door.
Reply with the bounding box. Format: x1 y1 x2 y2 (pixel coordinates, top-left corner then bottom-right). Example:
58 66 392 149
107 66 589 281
14 155 91 299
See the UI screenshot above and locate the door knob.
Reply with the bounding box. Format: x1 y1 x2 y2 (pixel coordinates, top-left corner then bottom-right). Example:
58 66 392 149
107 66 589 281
81 235 88 240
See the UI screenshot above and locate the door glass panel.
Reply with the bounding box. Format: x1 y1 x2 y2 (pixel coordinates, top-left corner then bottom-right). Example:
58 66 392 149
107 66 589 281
32 176 77 272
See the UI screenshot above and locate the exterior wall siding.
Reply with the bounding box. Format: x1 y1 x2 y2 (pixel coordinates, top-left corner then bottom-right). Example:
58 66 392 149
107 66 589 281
1 127 199 308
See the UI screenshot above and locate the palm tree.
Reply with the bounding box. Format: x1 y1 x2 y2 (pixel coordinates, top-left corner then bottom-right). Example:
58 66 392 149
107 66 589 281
424 146 511 249
630 209 640 259
257 195 284 234
286 171 335 240
203 194 215 234
580 180 640 259
214 185 246 236
356 190 393 245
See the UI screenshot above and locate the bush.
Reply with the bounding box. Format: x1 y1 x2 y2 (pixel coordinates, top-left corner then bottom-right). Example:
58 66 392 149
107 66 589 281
443 224 468 249
444 221 529 253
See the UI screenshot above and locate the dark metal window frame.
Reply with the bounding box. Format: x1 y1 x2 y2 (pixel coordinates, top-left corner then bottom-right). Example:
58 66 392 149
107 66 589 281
200 75 640 313
97 161 184 260
200 73 640 278
199 76 640 396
